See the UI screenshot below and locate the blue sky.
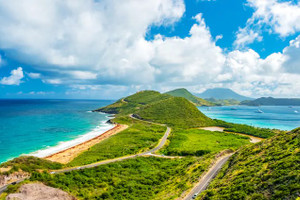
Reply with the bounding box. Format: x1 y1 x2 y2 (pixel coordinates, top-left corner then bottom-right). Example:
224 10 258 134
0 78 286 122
1 0 300 99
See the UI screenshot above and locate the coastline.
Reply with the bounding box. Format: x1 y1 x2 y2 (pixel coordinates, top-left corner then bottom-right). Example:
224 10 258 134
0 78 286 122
44 123 128 164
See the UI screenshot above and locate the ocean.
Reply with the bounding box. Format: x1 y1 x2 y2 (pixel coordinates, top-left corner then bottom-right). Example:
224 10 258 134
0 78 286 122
198 105 300 131
0 99 114 164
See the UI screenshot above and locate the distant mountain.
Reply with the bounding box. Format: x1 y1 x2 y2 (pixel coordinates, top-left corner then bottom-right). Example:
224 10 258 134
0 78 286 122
164 88 216 106
196 88 253 101
241 97 300 106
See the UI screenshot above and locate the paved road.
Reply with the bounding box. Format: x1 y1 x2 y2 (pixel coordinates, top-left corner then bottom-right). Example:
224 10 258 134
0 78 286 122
183 154 233 200
0 178 27 194
51 121 171 174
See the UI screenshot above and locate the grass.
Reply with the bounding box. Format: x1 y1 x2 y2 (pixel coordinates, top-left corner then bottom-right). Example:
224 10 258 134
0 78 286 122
200 128 300 200
31 156 213 200
68 118 166 166
215 119 278 138
0 156 63 175
160 129 251 156
135 97 214 128
165 88 215 106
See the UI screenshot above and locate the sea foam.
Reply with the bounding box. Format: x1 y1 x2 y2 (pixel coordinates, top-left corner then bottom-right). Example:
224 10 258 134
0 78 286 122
29 120 114 158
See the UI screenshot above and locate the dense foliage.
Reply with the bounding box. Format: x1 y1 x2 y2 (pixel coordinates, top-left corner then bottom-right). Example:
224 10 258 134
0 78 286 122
160 129 250 156
215 119 277 138
32 157 213 200
135 97 214 128
165 88 215 106
0 156 62 174
201 128 300 200
68 120 165 166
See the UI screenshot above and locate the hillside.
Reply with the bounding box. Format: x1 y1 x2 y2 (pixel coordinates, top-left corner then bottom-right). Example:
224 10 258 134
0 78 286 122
95 90 171 114
165 88 215 106
196 88 252 101
134 97 214 128
205 98 240 106
241 97 300 106
201 129 300 200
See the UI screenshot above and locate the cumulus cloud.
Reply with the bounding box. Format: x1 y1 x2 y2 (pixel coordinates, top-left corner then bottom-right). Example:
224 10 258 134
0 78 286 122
0 67 24 85
281 35 300 73
234 0 300 47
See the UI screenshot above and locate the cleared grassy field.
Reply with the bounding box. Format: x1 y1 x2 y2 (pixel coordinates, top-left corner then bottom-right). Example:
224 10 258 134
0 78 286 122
68 120 166 166
160 129 251 156
32 156 213 200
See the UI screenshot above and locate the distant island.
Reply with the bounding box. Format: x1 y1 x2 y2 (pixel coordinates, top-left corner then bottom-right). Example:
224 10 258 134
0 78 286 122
241 97 300 106
195 88 253 101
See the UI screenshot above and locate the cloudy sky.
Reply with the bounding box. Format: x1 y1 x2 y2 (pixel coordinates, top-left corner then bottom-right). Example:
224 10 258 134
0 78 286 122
1 0 300 99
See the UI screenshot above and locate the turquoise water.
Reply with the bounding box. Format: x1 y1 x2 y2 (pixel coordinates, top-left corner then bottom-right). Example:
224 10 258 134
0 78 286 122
198 106 300 131
0 99 114 164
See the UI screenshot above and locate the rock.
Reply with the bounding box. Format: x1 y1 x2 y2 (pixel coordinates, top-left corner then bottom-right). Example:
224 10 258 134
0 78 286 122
6 183 76 200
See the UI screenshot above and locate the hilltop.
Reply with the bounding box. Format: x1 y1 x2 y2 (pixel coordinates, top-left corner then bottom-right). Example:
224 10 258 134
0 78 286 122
97 90 214 128
196 88 253 101
241 97 300 106
165 88 215 106
202 128 300 200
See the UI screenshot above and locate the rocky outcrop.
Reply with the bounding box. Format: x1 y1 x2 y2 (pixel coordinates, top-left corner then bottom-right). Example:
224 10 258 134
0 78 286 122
0 171 29 187
6 183 76 200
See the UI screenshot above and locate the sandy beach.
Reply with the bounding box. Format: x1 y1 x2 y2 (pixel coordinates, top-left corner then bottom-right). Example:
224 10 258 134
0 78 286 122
45 124 128 164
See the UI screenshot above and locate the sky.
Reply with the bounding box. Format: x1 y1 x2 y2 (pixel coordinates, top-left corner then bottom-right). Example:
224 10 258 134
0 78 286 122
1 0 300 99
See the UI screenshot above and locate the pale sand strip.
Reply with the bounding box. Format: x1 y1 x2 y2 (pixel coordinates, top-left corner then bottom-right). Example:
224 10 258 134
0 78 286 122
44 124 128 164
199 126 263 143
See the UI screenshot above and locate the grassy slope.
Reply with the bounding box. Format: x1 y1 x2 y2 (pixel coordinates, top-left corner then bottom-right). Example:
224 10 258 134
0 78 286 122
165 88 215 106
160 129 250 156
31 156 213 200
201 129 300 200
135 97 214 128
68 117 165 166
95 90 171 115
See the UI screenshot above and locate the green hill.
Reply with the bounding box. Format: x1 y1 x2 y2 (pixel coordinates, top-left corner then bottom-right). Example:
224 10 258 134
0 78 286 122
95 90 171 114
165 88 215 106
241 97 300 106
134 97 214 128
201 128 300 200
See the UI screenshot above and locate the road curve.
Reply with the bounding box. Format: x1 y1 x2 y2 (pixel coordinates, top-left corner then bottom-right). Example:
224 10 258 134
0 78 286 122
183 154 233 200
51 118 171 174
0 178 27 194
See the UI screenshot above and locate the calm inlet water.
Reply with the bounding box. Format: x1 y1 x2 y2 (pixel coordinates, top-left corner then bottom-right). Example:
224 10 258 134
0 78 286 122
198 105 300 131
0 99 114 164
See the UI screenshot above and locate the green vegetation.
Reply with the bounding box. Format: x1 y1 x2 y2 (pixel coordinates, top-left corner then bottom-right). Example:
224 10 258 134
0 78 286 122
95 90 170 115
215 119 278 138
68 118 165 166
165 88 216 106
241 97 300 106
31 156 213 200
135 97 214 128
205 98 240 106
0 156 62 175
201 128 300 200
160 129 250 156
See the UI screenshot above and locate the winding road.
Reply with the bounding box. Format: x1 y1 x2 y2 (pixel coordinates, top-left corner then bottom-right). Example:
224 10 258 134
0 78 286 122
183 154 233 200
51 116 171 174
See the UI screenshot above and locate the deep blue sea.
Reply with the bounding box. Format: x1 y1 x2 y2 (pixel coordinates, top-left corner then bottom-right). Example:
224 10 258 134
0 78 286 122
0 99 114 164
198 105 300 131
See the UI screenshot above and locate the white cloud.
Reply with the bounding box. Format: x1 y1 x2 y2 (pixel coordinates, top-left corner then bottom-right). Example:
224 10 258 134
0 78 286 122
281 35 300 73
0 67 24 85
27 72 41 79
235 0 300 46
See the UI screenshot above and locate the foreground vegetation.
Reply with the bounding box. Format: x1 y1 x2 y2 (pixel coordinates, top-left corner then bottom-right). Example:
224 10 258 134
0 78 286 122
32 156 213 200
200 128 300 200
68 118 165 166
160 129 250 156
0 156 63 175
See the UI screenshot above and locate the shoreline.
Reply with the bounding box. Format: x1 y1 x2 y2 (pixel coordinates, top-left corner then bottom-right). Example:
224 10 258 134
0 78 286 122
44 123 128 164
